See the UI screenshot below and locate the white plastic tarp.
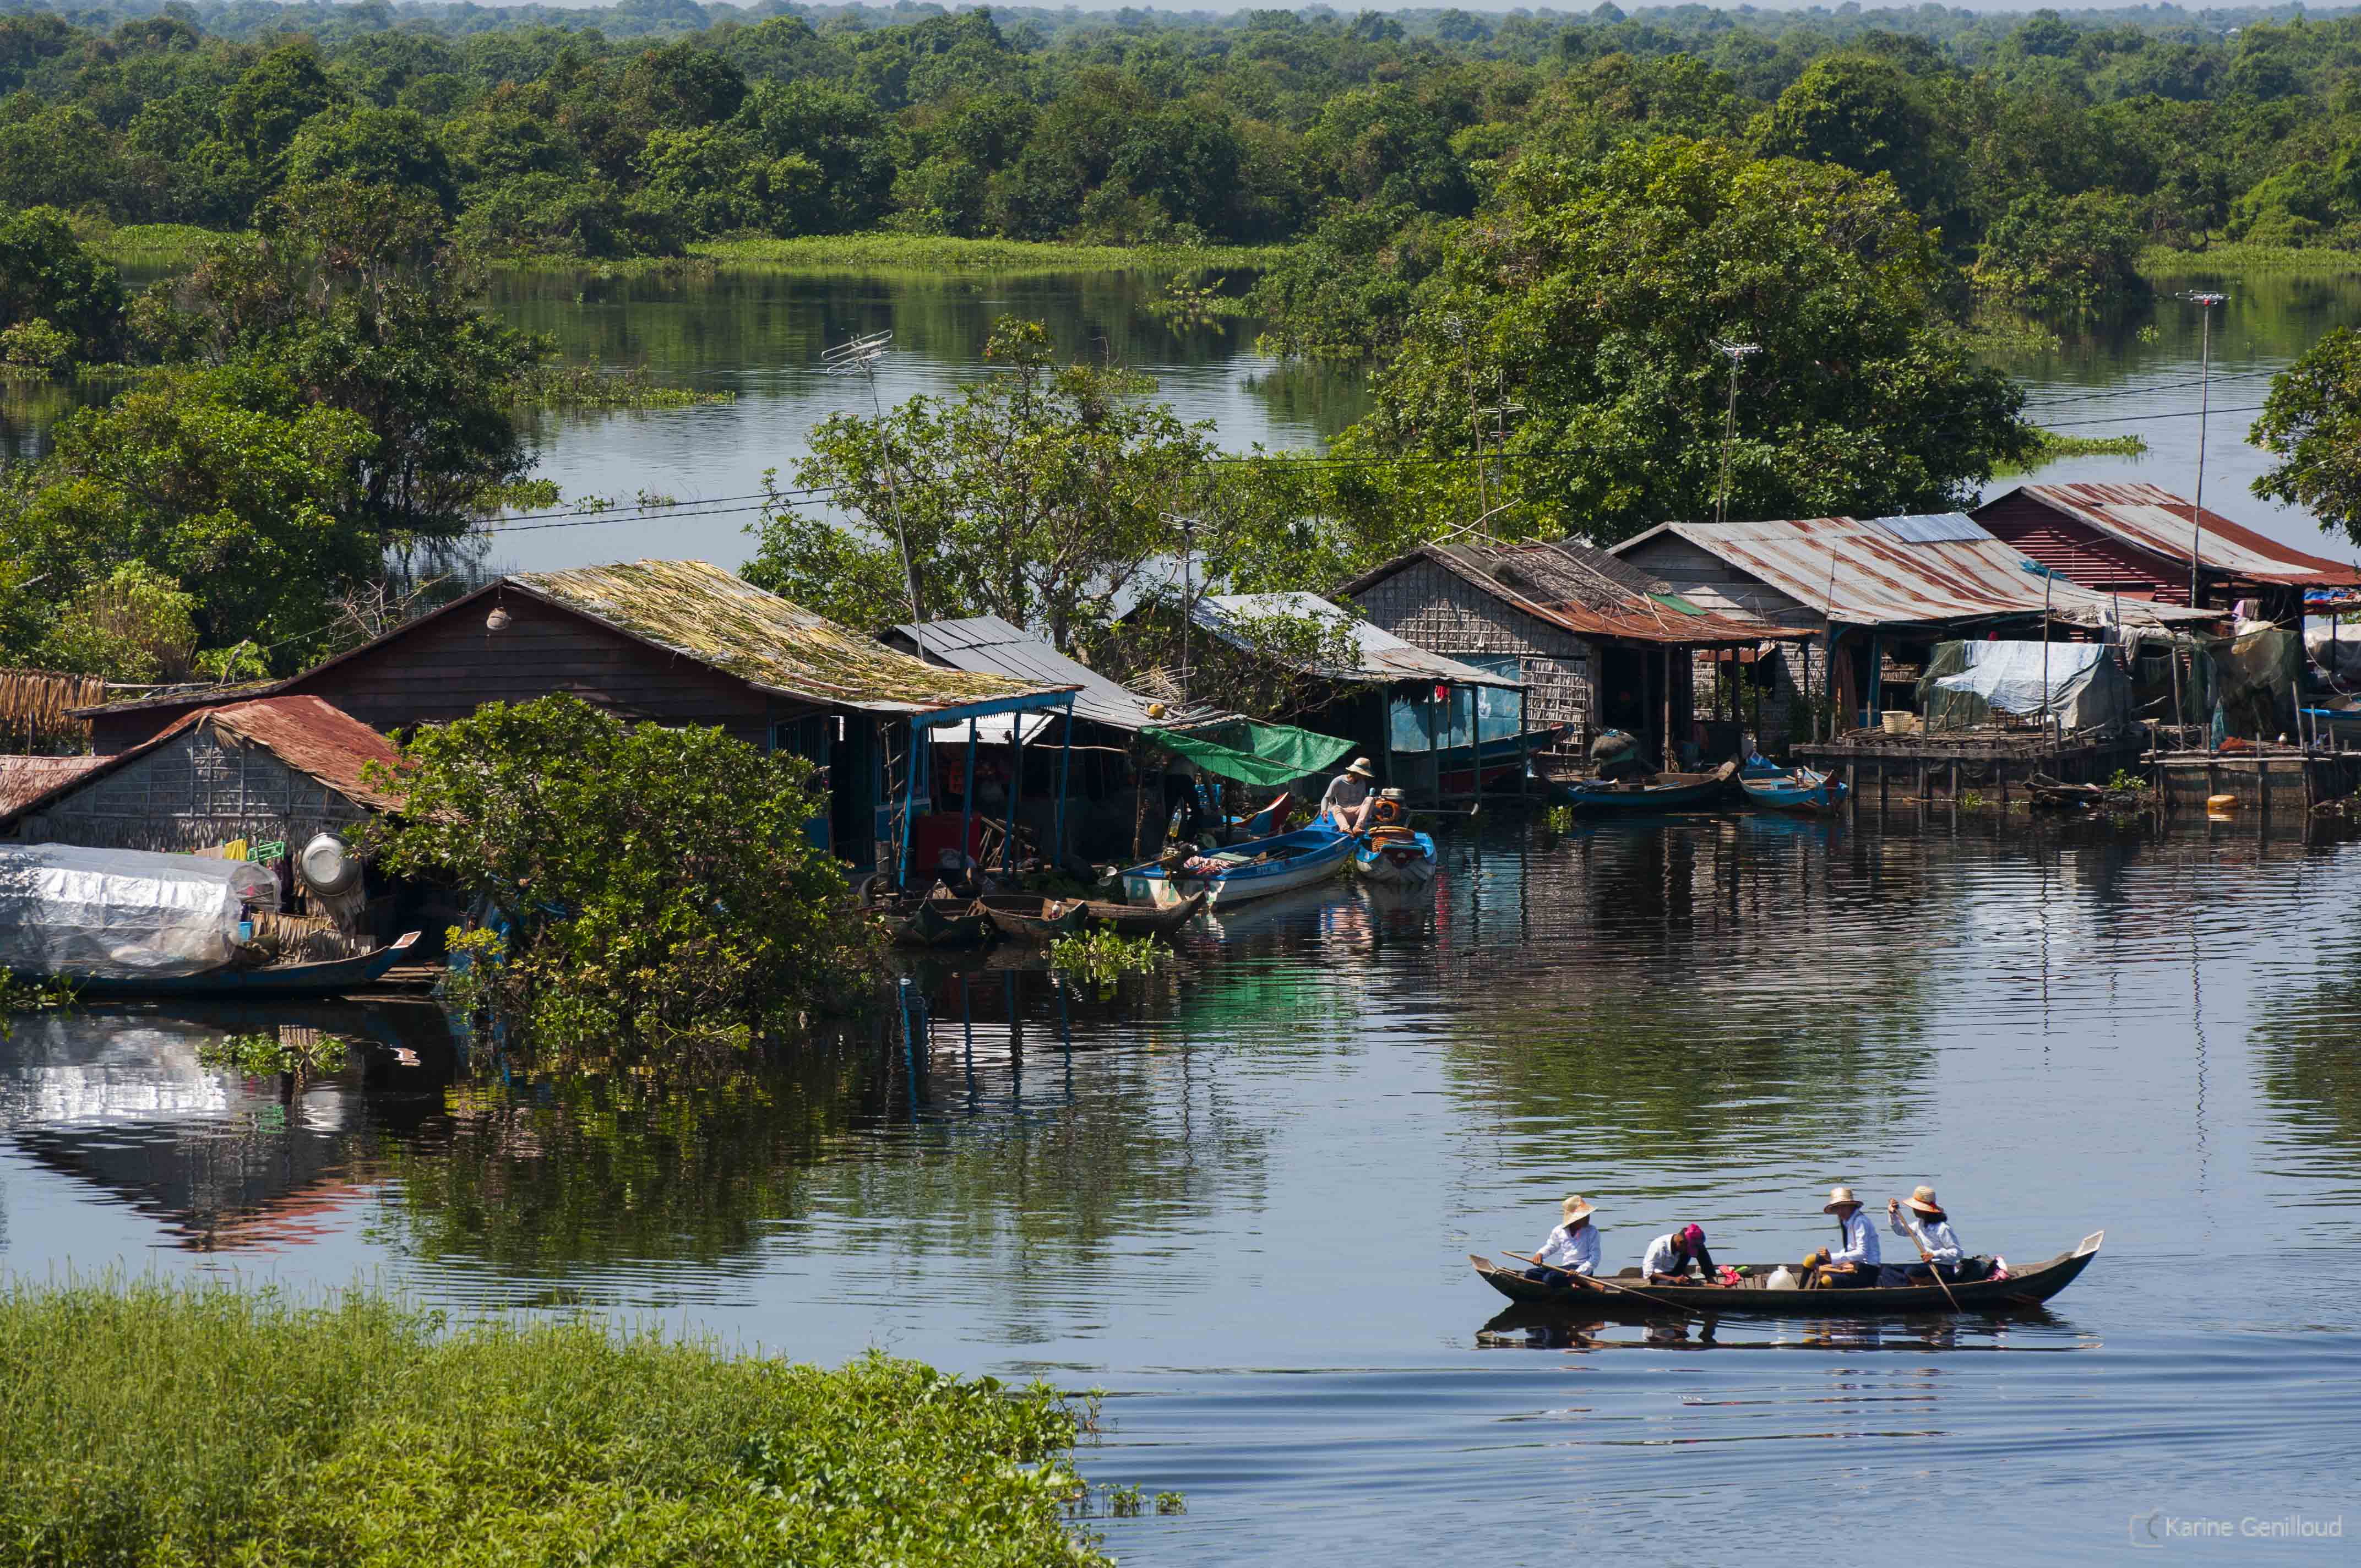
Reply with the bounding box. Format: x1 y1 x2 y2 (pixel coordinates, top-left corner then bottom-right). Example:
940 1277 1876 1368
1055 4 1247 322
1928 641 2128 729
0 843 280 980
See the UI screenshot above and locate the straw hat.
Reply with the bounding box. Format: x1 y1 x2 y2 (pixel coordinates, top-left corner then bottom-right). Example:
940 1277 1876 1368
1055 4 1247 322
1560 1194 1595 1226
1906 1185 1944 1216
1346 757 1376 780
1823 1185 1861 1214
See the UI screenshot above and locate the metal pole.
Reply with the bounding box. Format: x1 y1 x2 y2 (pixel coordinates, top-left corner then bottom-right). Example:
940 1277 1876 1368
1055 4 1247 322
2188 292 2227 610
823 330 922 625
961 717 977 880
1004 718 1025 875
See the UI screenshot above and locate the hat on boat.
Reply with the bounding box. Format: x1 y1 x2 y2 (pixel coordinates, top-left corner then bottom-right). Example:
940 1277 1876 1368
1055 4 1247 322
1346 758 1376 780
1678 1223 1705 1246
1906 1185 1944 1216
1823 1185 1861 1214
1560 1195 1595 1226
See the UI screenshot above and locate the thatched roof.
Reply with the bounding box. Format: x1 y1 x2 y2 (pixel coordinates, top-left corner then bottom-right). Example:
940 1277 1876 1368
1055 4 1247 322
512 561 1064 716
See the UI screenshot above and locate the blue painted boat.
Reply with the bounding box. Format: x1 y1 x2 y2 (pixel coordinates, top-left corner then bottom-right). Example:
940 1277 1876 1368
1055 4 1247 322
1353 826 1437 886
1739 765 1850 813
1120 826 1355 910
1553 761 1738 813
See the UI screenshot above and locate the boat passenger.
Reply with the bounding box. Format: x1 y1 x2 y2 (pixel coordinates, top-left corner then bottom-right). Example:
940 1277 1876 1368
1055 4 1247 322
1319 758 1379 831
1641 1223 1719 1284
1524 1195 1600 1286
1816 1185 1881 1288
1888 1186 1965 1282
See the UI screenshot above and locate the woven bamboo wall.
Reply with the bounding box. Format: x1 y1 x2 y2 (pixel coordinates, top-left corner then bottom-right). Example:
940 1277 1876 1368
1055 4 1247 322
12 729 373 852
1350 560 1597 737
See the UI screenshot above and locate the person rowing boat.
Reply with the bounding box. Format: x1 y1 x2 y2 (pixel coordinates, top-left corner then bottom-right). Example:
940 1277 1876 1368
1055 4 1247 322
1886 1186 1966 1284
1522 1195 1600 1287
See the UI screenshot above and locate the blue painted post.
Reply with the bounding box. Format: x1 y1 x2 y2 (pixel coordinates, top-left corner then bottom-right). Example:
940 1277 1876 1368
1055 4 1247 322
1052 709 1073 868
961 718 977 881
898 721 923 888
1004 718 1025 875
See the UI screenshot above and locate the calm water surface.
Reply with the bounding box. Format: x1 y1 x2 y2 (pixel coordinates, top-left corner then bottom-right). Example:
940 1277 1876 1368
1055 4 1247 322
6 813 2359 1560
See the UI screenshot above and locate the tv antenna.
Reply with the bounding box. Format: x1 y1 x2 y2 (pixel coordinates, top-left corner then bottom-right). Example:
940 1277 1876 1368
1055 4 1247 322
822 329 922 628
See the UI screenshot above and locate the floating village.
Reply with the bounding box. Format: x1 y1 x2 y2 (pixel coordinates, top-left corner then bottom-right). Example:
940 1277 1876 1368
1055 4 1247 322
3 477 2355 1005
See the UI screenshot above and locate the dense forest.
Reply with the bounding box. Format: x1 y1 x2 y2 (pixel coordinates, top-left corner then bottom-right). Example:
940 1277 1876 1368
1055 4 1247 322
2 0 2360 290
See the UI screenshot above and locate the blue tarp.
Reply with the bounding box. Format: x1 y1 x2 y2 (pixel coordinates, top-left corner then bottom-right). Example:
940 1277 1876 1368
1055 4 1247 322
1388 657 1525 754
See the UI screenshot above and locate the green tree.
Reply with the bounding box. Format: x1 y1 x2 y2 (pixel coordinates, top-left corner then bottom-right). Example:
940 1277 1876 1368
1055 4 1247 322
1250 200 1451 360
1754 54 1961 239
367 695 878 1043
0 204 123 362
37 561 200 682
1972 189 2148 313
746 319 1215 649
2252 326 2361 545
0 363 376 668
284 106 460 214
1351 137 2032 543
219 39 349 163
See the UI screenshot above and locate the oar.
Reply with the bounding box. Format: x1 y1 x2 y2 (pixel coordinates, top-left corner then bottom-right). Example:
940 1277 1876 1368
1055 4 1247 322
1917 1250 1966 1312
1498 1252 1703 1319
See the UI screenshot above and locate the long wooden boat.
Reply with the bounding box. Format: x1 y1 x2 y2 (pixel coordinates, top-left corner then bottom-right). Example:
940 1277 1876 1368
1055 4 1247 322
971 894 1089 943
1354 826 1437 886
1081 891 1209 936
1468 1231 2103 1317
1553 760 1739 813
1119 826 1355 910
60 931 424 998
874 897 996 949
1740 765 1849 813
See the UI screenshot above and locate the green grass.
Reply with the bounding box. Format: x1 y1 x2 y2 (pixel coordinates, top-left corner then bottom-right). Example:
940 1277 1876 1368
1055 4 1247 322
2139 242 2361 279
690 232 1283 274
1995 427 2151 476
0 1277 1111 1567
88 223 228 267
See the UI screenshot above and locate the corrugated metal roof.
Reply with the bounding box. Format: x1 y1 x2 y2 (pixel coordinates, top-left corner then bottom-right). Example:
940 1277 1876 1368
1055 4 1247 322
1194 592 1526 687
0 755 106 815
2008 483 2361 586
890 614 1231 733
0 696 405 828
1614 516 2218 630
513 561 1073 717
1339 541 1803 646
1869 512 1990 544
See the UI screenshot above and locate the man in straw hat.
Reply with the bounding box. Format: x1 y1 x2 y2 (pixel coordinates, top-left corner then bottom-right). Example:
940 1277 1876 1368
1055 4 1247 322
1803 1185 1881 1288
1318 756 1379 832
1523 1195 1600 1286
1888 1186 1966 1282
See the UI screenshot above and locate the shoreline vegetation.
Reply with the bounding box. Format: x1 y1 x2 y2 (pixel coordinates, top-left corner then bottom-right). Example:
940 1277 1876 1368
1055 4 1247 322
89 222 2361 290
0 1276 1116 1566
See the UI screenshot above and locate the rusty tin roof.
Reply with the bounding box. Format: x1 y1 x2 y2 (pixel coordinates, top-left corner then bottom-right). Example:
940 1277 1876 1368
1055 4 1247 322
2002 483 2361 587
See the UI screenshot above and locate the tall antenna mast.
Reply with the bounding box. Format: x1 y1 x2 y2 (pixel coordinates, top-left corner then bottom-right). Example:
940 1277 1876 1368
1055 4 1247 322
1162 510 1200 702
822 328 922 629
2184 292 2228 610
1712 340 1761 525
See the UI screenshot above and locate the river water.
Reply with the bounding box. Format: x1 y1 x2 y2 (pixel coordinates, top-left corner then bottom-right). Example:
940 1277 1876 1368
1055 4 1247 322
5 812 2359 1559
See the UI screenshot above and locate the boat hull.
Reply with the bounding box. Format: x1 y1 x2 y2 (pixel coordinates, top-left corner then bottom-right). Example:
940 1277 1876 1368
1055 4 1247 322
1354 830 1437 886
1120 827 1355 909
1553 762 1739 813
51 931 423 998
1082 891 1208 936
1471 1231 2102 1318
1740 767 1850 813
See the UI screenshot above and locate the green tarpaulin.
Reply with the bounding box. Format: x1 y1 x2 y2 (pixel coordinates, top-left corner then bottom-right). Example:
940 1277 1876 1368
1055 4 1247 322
1144 721 1354 787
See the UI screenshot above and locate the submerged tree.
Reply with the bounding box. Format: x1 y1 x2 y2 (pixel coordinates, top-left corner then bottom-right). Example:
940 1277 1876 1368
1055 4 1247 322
368 695 879 1046
744 318 1215 649
1351 137 2034 543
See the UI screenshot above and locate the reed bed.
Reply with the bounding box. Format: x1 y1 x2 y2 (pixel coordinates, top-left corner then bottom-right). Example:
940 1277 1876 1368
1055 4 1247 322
0 1277 1108 1567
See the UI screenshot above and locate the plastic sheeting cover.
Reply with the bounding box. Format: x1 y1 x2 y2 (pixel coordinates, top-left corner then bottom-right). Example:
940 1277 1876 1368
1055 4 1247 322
0 843 280 979
1922 641 2130 732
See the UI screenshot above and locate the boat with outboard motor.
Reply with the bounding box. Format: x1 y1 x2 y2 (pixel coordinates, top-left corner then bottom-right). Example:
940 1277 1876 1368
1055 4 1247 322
1469 1230 2103 1317
1354 825 1437 885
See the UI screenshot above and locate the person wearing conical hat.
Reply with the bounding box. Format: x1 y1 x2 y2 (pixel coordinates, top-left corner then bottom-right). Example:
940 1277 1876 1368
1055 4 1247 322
1524 1194 1600 1285
1319 756 1379 832
1815 1185 1880 1288
1889 1186 1965 1281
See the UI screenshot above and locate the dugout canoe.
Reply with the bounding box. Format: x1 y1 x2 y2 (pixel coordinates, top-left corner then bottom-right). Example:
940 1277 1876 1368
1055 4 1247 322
1552 760 1739 813
1468 1231 2103 1317
970 894 1090 943
1082 891 1209 937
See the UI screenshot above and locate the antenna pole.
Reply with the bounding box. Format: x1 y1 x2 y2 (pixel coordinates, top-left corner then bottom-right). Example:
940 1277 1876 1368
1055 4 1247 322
824 329 922 628
1712 340 1760 525
2186 292 2227 611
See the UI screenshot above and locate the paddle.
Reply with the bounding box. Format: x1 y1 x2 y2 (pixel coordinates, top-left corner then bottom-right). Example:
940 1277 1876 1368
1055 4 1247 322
1892 1202 1966 1311
1497 1251 1705 1319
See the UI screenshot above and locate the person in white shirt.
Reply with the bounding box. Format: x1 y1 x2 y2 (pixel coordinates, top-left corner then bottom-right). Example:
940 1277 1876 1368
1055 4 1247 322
1319 758 1378 831
1889 1186 1966 1281
1524 1195 1601 1285
1641 1223 1720 1284
1814 1185 1880 1288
